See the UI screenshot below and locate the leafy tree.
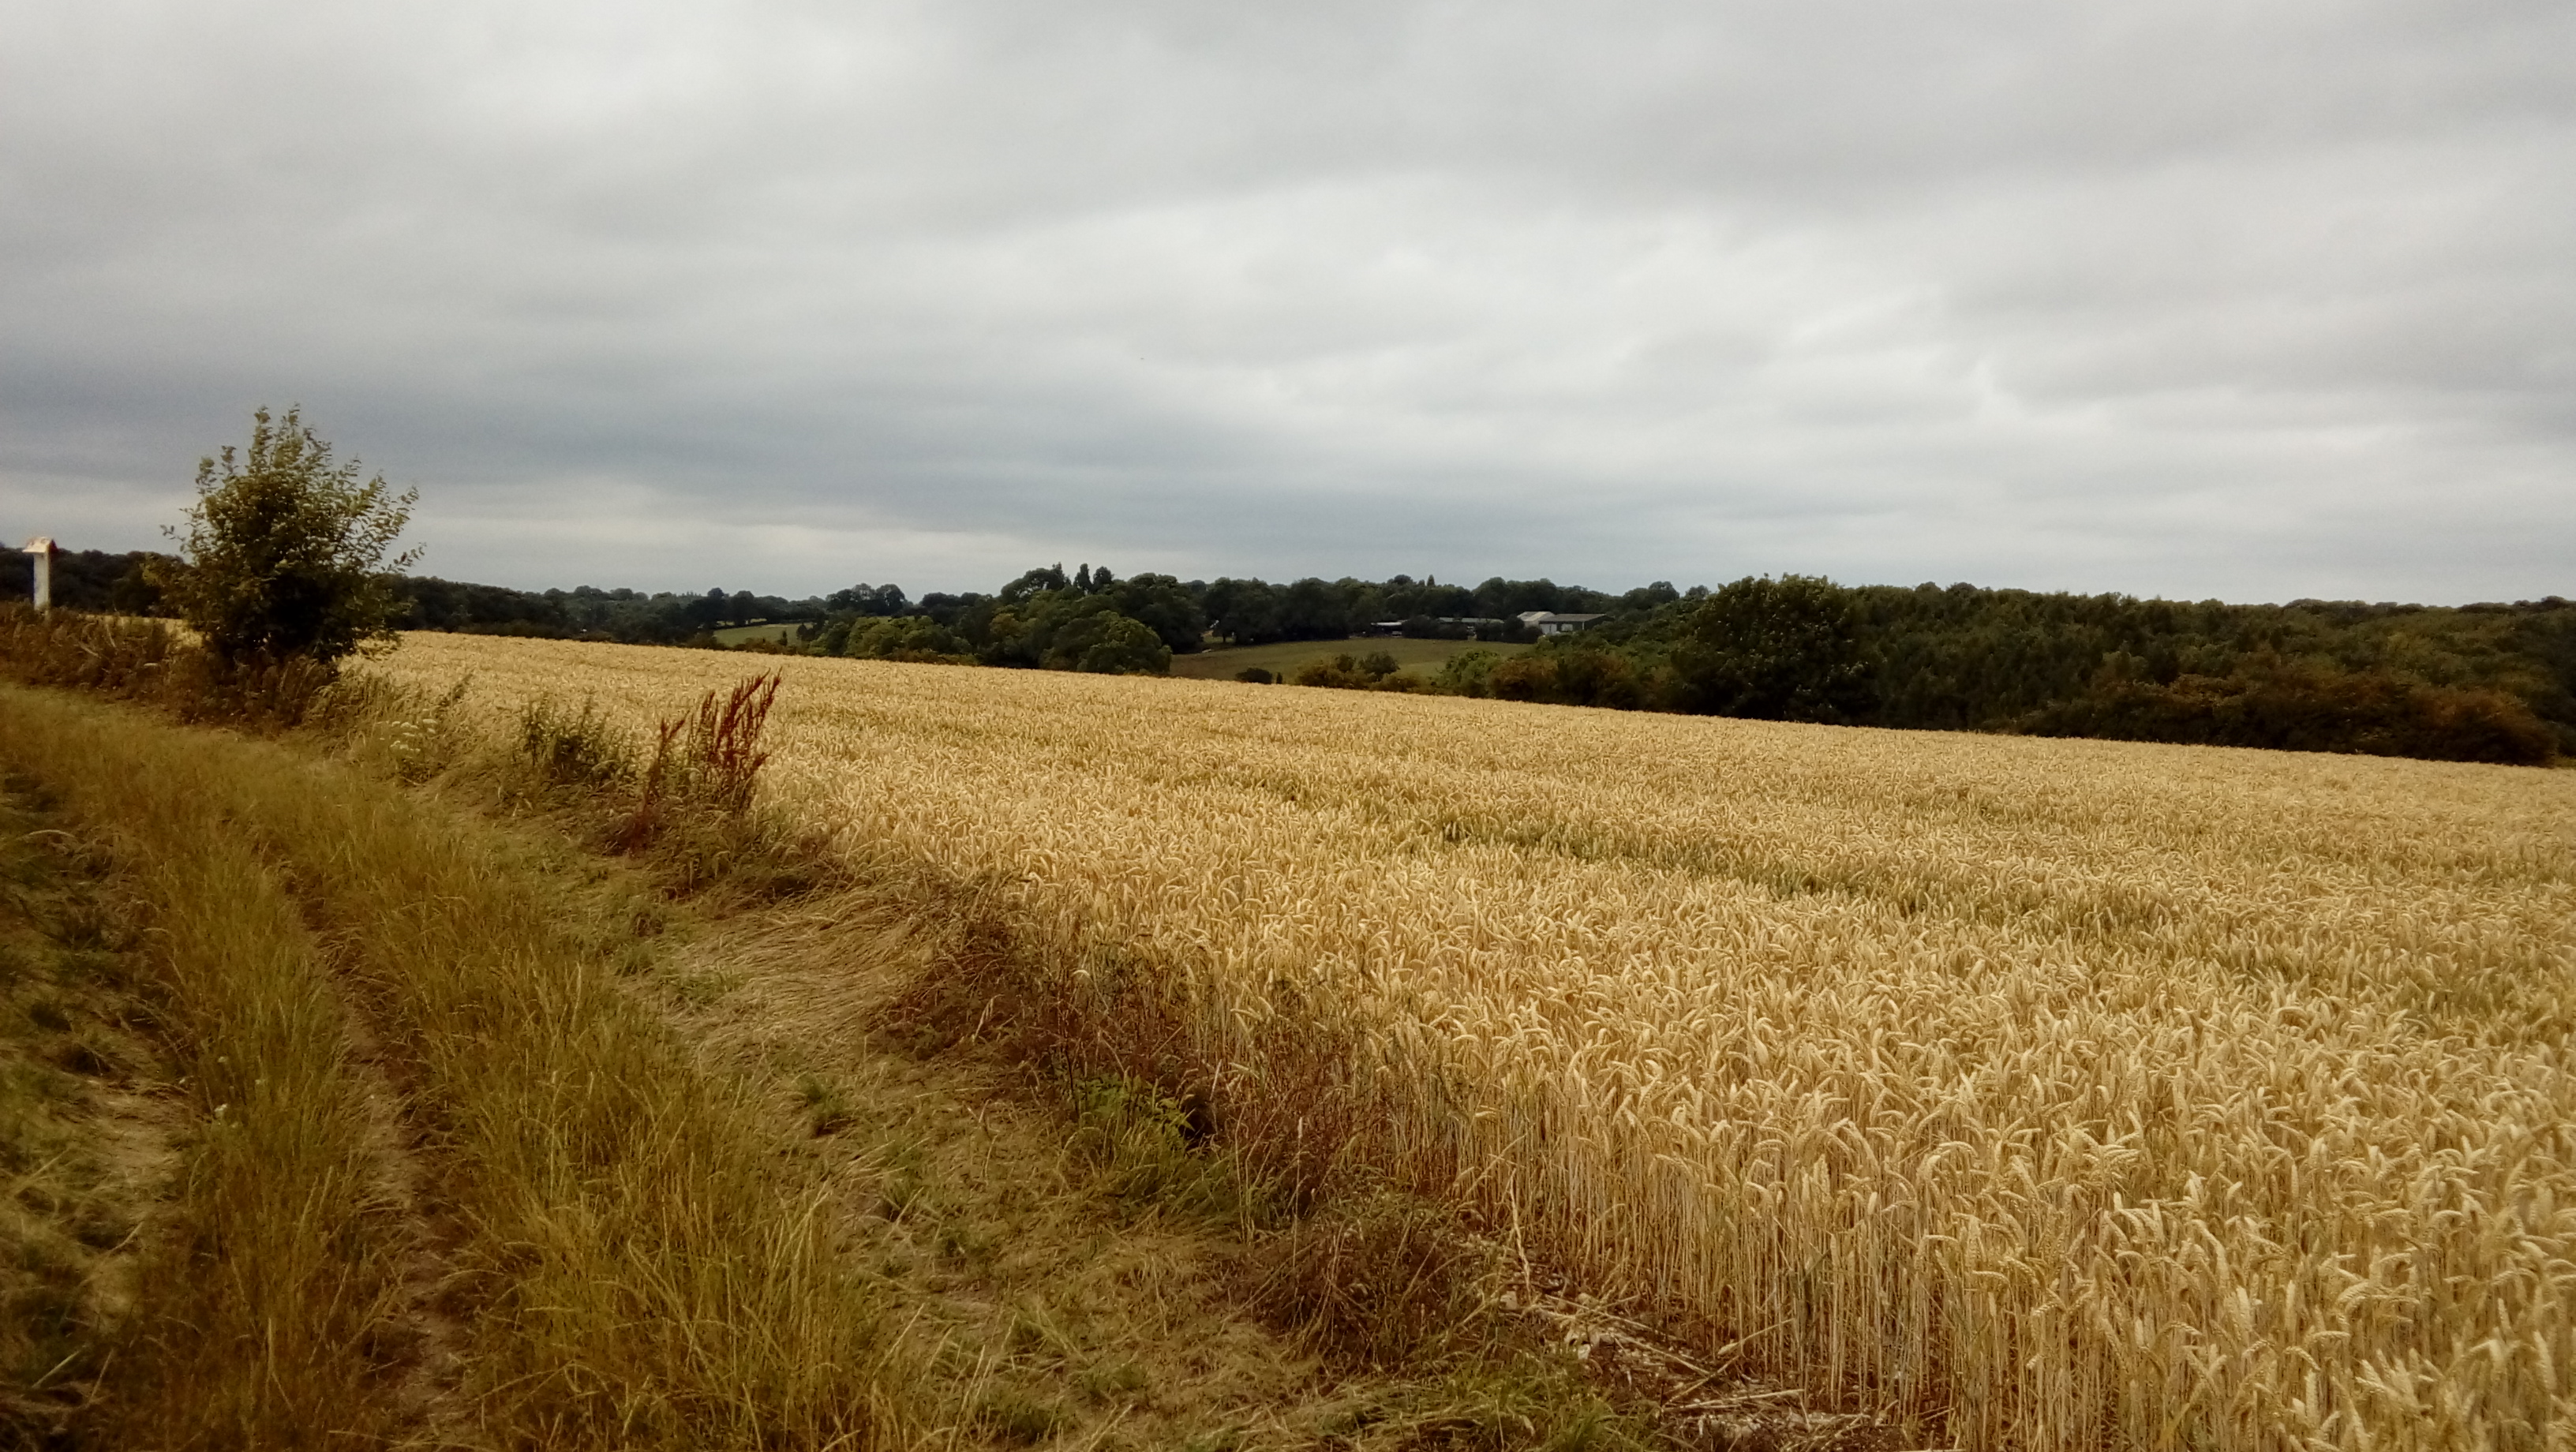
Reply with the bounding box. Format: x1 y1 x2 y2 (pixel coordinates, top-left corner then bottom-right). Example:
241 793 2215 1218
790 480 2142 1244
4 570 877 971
155 407 421 670
1277 578 1352 641
999 564 1070 604
1097 572 1206 652
1674 574 1867 721
832 615 972 662
1046 611 1170 673
1202 578 1283 642
826 582 909 616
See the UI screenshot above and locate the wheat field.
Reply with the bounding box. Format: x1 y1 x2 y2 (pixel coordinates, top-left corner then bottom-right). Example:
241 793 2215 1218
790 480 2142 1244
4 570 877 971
372 634 2576 1451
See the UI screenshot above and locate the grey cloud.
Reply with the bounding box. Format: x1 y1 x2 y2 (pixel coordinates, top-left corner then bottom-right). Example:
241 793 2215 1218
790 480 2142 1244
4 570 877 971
3 0 2571 604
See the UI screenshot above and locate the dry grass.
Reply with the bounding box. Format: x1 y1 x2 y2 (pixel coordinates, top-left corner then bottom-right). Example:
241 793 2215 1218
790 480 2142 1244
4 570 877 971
0 683 899 1448
638 885 1670 1452
0 786 178 1443
0 687 418 1446
367 634 2576 1452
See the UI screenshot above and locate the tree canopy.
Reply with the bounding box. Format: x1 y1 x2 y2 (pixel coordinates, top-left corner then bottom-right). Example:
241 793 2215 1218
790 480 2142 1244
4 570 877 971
1673 574 1869 721
155 407 420 670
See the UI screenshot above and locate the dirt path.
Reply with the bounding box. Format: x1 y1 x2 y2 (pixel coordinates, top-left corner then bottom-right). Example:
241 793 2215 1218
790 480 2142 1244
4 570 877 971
638 899 1355 1450
313 949 481 1450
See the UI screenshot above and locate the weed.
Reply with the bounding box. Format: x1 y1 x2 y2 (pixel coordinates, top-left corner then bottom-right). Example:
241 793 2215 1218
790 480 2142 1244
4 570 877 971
0 684 898 1450
514 691 636 795
1242 1185 1503 1369
616 671 778 851
1070 1076 1271 1226
797 1072 858 1136
974 1386 1070 1445
0 798 163 1446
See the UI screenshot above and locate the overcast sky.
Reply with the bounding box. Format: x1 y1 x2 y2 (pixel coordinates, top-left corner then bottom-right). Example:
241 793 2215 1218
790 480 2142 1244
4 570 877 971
5 1 2570 602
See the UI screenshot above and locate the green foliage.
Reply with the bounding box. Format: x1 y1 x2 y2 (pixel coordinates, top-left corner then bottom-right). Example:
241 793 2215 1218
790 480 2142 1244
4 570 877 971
1288 653 1411 690
980 584 1180 675
1068 1076 1260 1223
515 694 638 794
2024 652 2558 765
1047 610 1172 674
826 614 973 662
155 408 421 672
795 1073 858 1136
1673 574 1869 721
1432 649 1506 696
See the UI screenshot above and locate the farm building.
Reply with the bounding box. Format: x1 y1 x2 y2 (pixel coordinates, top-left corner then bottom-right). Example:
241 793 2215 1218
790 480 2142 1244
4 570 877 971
1516 611 1606 635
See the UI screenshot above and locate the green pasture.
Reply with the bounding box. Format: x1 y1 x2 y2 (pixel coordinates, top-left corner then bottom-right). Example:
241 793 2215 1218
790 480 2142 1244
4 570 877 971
1170 636 1529 681
710 621 807 646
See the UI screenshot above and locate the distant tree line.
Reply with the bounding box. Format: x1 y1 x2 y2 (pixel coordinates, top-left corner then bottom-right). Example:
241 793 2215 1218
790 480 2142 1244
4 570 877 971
14 546 2567 765
1422 576 2573 765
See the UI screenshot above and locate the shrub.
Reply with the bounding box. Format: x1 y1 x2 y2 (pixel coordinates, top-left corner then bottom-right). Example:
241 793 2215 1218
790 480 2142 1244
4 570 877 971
1485 654 1556 702
2024 654 2559 765
152 407 420 675
1546 649 1644 709
1432 649 1504 698
1291 653 1403 690
0 608 334 728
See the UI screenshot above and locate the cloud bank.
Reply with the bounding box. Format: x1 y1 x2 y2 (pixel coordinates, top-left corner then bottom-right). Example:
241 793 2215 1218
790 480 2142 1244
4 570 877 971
5 0 2570 601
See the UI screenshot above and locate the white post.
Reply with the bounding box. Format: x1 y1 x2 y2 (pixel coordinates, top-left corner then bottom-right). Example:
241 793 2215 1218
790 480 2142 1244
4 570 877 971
24 537 54 613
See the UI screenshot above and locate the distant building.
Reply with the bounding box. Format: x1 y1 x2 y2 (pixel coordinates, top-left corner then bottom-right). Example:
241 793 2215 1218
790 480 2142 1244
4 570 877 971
1365 616 1512 638
1517 611 1606 636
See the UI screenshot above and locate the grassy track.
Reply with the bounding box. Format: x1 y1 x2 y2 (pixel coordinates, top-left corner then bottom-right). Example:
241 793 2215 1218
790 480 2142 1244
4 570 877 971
0 684 894 1449
0 687 415 1447
0 785 176 1442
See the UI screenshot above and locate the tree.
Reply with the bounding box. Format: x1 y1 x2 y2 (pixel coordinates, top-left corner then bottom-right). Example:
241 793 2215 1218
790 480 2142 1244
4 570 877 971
1674 574 1868 721
1046 611 1170 674
156 407 421 670
1098 572 1206 652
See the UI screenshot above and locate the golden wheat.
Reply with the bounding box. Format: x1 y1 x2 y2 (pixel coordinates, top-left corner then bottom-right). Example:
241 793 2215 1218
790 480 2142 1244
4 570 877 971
372 634 2576 1451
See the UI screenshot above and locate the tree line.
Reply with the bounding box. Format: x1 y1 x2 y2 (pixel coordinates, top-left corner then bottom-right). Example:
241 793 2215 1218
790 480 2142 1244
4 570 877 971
1428 576 2573 766
18 545 2568 766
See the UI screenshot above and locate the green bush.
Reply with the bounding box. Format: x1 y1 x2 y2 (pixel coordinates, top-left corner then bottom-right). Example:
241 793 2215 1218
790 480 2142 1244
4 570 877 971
2024 654 2559 765
152 408 419 675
